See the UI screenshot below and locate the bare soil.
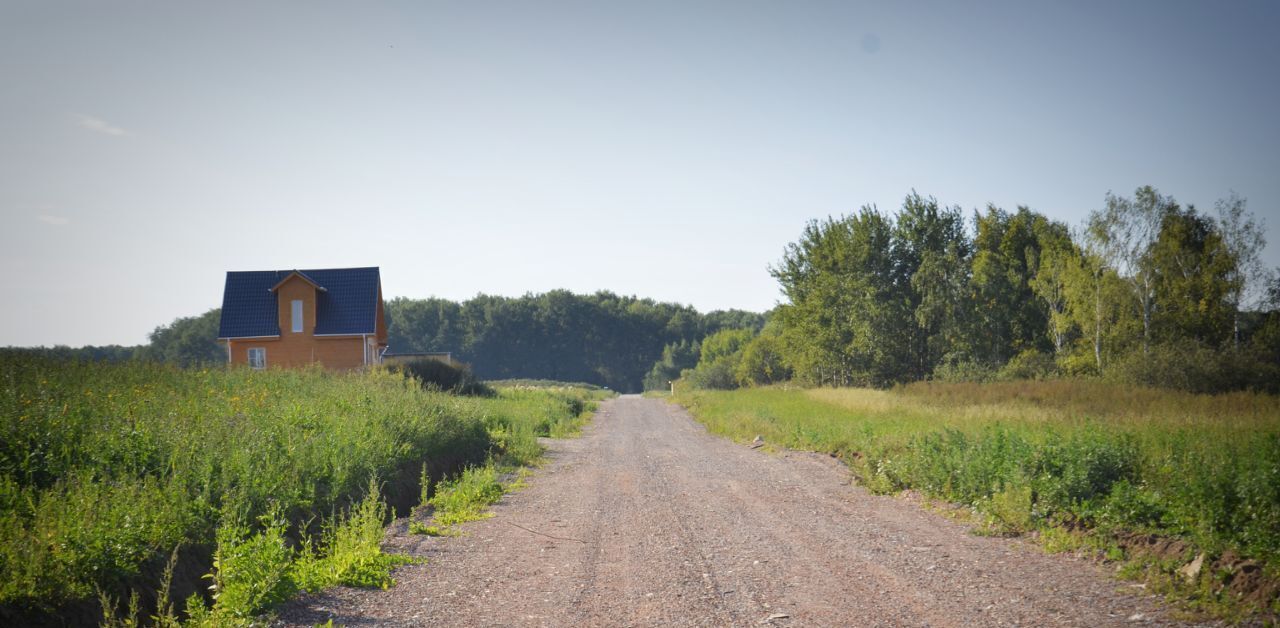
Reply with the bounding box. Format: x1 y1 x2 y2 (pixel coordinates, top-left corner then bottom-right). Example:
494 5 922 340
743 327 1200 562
278 395 1204 627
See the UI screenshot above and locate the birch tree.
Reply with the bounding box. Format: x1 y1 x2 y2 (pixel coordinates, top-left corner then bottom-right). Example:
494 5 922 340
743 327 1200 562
1214 192 1268 349
1088 187 1170 355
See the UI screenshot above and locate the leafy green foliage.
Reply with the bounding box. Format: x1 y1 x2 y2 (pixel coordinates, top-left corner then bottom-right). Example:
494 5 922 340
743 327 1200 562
6 309 224 368
764 187 1277 393
182 480 416 625
426 465 506 527
1104 341 1280 394
291 479 414 594
734 329 792 387
679 329 753 390
643 340 700 391
388 358 494 396
197 511 296 622
771 206 909 386
135 309 225 367
0 353 595 623
385 290 764 392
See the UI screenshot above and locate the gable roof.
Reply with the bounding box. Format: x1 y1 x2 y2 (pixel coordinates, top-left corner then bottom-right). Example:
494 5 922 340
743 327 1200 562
270 270 327 293
218 267 381 339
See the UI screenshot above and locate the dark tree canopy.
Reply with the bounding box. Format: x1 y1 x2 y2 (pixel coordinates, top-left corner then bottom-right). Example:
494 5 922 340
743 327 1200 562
386 290 763 392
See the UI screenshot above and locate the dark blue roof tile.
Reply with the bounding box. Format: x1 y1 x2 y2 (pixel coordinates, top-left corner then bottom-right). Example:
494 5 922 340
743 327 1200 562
218 267 380 339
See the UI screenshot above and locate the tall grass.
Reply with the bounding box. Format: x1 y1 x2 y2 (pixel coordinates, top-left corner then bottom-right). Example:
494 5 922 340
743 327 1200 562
0 354 599 624
675 381 1280 615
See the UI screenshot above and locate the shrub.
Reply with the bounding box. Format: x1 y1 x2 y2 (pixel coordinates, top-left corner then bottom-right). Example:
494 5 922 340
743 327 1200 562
997 350 1058 381
735 333 792 387
389 359 494 396
1106 342 1280 394
427 465 506 527
194 510 296 623
680 361 738 390
291 478 412 594
931 353 995 383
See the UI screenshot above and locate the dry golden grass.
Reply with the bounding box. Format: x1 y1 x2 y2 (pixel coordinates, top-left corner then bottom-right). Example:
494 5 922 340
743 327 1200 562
806 379 1280 436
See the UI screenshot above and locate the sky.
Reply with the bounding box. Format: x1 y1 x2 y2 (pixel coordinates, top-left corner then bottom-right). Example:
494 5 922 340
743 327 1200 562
2 1 1278 347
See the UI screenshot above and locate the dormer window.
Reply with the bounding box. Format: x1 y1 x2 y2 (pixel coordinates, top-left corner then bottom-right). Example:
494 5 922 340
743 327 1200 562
292 300 303 333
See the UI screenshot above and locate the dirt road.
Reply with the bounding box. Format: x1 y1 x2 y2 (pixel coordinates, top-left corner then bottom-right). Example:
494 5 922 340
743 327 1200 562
280 395 1187 627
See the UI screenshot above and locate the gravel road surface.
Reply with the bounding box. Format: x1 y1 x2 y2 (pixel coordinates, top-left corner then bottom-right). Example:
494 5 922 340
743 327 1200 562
279 395 1190 627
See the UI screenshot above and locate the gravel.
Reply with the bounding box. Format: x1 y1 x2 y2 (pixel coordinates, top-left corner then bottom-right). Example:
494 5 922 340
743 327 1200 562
277 395 1202 627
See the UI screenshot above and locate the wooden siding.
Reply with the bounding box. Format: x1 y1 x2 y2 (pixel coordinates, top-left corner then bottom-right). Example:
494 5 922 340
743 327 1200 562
275 275 317 336
227 336 367 369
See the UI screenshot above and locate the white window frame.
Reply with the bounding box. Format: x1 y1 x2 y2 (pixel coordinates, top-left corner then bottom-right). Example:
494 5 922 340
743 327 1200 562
291 299 304 333
247 347 266 370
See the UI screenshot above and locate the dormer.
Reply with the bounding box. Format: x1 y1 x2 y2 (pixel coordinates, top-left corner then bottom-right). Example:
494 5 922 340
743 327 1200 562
270 270 326 336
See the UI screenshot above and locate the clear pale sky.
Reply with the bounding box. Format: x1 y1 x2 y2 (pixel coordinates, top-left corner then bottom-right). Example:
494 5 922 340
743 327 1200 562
2 1 1278 347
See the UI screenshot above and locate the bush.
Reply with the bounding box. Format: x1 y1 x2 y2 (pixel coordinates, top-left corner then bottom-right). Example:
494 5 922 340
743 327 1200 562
680 361 738 390
931 353 995 383
1106 342 1280 394
389 359 494 396
1056 350 1100 378
735 333 792 387
997 350 1058 381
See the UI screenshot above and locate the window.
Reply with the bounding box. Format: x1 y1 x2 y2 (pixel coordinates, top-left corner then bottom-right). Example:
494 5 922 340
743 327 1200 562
291 300 303 333
248 347 266 370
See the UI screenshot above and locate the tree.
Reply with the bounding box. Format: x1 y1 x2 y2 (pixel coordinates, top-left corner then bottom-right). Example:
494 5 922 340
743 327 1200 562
1088 187 1176 355
1029 242 1078 355
771 207 910 386
895 193 970 378
1070 223 1133 372
385 291 760 391
1147 205 1234 344
1215 192 1268 349
643 340 700 391
735 327 791 386
970 206 1070 364
137 308 224 366
680 328 755 390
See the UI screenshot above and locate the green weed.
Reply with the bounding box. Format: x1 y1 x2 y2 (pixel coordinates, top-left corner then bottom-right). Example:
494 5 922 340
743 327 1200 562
427 465 505 527
0 353 600 623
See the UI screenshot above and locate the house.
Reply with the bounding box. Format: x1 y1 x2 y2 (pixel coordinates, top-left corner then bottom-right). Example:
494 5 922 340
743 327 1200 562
217 267 388 369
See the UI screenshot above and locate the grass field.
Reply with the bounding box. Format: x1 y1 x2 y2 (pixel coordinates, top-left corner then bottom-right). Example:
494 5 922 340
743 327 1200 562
0 353 603 625
673 381 1280 619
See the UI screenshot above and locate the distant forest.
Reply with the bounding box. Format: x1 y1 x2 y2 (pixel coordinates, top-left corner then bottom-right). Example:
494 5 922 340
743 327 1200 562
383 291 764 391
8 293 763 393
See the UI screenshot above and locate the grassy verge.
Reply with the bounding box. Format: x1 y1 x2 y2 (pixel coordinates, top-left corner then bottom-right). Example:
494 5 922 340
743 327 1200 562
0 354 603 625
411 383 606 537
672 381 1280 621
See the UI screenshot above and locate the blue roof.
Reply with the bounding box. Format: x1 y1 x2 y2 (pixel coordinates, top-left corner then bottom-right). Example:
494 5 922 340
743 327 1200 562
218 267 381 339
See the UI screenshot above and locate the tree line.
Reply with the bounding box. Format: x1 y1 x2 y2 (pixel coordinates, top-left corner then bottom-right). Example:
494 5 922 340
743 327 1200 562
16 185 1275 395
681 187 1280 393
3 309 226 367
7 292 763 393
385 291 762 392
